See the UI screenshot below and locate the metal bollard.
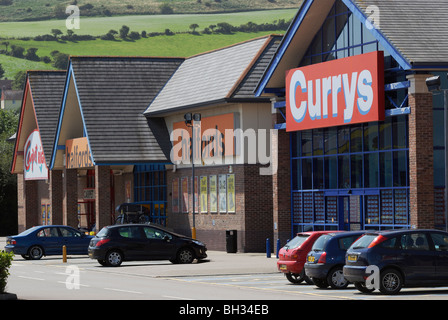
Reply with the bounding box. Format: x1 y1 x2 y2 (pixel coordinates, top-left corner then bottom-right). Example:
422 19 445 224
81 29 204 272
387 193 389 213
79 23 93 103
266 238 271 258
62 245 67 263
276 239 281 258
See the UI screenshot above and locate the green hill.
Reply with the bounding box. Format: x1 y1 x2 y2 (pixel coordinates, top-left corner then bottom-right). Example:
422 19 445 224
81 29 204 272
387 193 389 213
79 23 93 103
0 0 300 22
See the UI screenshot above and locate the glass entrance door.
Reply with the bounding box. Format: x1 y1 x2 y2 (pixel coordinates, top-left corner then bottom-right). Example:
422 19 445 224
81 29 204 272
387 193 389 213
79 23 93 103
338 195 362 231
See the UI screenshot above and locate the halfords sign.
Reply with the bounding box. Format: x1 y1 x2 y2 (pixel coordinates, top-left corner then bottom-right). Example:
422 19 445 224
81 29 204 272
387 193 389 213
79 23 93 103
66 137 93 169
286 51 385 132
24 130 48 180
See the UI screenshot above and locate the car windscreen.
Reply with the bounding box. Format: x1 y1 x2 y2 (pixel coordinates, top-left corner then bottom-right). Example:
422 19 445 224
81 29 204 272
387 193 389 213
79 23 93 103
17 226 41 236
350 234 377 249
96 227 110 237
311 234 332 251
284 234 310 250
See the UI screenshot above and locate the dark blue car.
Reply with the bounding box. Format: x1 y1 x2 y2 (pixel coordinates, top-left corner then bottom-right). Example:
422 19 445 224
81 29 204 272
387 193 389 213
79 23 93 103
344 229 448 295
5 225 94 260
304 231 365 289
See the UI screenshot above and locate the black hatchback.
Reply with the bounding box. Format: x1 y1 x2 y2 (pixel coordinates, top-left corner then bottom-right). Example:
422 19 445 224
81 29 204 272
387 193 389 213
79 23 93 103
344 229 448 295
304 231 365 289
88 224 207 267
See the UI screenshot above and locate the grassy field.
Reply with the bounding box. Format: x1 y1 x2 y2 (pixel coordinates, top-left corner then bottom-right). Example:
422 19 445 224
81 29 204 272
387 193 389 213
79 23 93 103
0 30 286 78
0 9 296 38
0 8 296 78
0 0 300 22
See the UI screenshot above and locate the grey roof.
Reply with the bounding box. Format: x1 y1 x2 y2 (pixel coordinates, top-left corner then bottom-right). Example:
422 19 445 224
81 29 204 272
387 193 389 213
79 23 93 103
28 70 67 167
2 90 22 100
354 0 448 67
70 56 184 164
145 35 280 116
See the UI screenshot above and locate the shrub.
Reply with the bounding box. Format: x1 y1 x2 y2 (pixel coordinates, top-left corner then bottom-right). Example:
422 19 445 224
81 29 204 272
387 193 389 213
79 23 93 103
0 251 14 294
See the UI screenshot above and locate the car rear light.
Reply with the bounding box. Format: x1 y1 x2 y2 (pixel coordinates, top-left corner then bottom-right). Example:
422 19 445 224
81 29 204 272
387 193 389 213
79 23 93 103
318 252 326 263
9 239 16 245
368 235 388 248
95 239 110 247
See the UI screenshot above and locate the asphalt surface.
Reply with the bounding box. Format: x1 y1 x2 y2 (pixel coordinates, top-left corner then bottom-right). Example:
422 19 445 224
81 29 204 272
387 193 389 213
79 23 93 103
0 237 279 278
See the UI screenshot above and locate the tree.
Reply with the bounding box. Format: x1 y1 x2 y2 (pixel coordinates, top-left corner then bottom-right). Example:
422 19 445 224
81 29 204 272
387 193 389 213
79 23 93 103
10 45 24 58
0 64 4 79
25 47 39 61
189 23 199 34
119 25 130 39
51 29 63 40
52 53 69 69
1 41 9 52
12 70 26 90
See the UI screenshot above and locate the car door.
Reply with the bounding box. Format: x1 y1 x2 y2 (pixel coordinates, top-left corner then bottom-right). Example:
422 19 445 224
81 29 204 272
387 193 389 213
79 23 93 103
116 226 147 260
142 226 175 259
429 232 448 282
36 227 62 254
59 227 88 254
398 232 436 283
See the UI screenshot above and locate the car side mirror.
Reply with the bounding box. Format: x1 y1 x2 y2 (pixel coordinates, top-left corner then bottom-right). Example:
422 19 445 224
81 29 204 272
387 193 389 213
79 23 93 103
163 235 171 242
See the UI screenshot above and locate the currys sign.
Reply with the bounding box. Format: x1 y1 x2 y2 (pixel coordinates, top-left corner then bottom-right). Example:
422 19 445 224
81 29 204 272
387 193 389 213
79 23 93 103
286 51 384 132
24 130 48 180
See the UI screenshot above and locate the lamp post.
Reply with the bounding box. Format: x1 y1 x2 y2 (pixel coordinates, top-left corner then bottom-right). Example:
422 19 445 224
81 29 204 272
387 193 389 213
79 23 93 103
426 74 448 232
184 112 201 239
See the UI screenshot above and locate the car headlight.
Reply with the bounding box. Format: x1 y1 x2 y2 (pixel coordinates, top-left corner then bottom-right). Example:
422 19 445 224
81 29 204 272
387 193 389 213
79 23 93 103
192 240 204 246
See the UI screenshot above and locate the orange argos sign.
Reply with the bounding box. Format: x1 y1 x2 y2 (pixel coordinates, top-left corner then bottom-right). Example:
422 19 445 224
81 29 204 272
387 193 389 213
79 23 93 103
286 51 385 132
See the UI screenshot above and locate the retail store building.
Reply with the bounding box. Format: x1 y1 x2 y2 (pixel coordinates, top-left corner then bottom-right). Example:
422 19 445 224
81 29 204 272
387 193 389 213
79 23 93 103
256 0 448 241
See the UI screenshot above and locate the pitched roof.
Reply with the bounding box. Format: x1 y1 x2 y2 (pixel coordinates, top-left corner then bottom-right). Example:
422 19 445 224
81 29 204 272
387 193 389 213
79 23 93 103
256 0 448 95
27 70 66 167
353 0 448 67
144 35 281 116
69 56 184 164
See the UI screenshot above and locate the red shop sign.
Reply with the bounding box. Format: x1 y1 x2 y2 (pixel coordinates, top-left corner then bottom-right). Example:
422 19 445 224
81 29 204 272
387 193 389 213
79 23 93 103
286 51 385 132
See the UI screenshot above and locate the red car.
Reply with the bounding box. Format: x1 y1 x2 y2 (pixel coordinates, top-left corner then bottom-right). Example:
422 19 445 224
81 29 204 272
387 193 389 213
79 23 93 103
277 231 339 284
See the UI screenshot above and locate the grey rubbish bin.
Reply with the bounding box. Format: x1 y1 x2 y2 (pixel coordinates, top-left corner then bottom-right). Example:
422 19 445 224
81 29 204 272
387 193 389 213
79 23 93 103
226 230 237 253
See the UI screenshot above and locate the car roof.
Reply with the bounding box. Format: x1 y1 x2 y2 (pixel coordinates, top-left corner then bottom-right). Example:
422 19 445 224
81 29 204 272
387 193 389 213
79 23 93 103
327 230 366 238
371 229 448 236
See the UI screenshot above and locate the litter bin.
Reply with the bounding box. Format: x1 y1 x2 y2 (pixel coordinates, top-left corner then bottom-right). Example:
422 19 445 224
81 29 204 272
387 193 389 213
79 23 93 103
226 230 237 253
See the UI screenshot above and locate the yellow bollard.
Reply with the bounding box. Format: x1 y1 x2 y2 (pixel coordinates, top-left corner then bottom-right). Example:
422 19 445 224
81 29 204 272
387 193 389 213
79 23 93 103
62 245 67 263
192 227 196 240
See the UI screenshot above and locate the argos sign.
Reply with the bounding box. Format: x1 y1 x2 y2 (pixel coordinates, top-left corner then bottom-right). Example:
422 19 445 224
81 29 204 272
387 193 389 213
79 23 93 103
286 51 385 132
24 130 48 180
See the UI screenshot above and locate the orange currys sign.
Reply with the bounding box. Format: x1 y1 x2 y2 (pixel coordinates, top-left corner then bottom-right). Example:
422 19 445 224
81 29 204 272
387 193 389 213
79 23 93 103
286 51 385 132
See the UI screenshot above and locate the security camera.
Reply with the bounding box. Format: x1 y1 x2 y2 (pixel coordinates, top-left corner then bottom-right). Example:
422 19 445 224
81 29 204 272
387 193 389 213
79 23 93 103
426 75 441 92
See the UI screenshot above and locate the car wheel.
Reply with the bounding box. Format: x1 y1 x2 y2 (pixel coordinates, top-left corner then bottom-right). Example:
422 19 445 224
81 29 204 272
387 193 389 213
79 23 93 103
312 277 328 288
28 245 44 260
354 282 375 294
327 266 349 289
97 260 107 266
286 272 304 284
177 247 194 264
379 269 403 295
105 250 123 267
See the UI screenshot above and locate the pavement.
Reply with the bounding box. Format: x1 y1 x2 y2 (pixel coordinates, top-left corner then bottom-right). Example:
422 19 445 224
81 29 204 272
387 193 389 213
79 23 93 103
0 237 280 278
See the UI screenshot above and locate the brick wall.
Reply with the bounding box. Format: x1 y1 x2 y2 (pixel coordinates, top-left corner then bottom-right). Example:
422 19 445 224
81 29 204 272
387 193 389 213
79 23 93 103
167 163 273 252
408 74 435 229
50 170 63 225
64 168 78 228
95 165 112 231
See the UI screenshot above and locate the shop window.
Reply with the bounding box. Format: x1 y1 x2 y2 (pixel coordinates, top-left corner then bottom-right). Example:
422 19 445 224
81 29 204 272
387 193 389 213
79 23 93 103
392 116 407 149
380 152 393 187
338 155 350 189
350 125 363 153
313 158 324 189
313 129 324 156
292 159 302 191
324 127 337 155
393 151 408 187
301 131 312 157
315 192 325 223
302 158 313 189
338 127 350 153
379 118 392 150
365 195 379 224
324 156 338 189
364 122 378 151
351 154 363 188
364 153 379 188
394 189 408 225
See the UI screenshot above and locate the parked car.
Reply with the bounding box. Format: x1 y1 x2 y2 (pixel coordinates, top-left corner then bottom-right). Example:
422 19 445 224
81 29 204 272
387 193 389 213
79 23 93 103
88 224 207 267
277 231 338 284
304 231 365 289
4 225 94 260
344 229 448 295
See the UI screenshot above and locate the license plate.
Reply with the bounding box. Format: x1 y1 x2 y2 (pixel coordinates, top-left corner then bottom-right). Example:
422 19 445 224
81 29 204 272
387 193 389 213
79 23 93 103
279 264 287 271
307 256 315 263
348 255 358 262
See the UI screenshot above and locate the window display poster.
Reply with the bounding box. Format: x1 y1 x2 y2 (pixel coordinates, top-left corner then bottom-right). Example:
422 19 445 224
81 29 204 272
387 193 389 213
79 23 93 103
227 174 235 213
172 178 179 213
200 176 208 213
181 177 189 213
194 176 199 213
219 174 227 212
209 175 218 213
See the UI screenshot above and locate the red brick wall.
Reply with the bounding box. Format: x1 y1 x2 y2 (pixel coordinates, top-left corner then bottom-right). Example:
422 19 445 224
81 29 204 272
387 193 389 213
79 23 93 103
95 165 112 231
408 91 435 228
167 163 273 252
64 168 78 228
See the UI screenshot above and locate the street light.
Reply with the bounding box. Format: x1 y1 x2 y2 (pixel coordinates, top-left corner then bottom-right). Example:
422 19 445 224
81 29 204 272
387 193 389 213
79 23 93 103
426 74 448 231
184 113 201 239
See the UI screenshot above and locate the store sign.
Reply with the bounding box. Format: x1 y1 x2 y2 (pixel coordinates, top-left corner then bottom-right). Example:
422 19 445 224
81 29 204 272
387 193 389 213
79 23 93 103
66 137 93 169
286 51 384 132
172 113 236 162
24 130 48 180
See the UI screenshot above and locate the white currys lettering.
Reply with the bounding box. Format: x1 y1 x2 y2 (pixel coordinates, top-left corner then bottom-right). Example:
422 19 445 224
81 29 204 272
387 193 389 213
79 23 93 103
289 69 374 124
